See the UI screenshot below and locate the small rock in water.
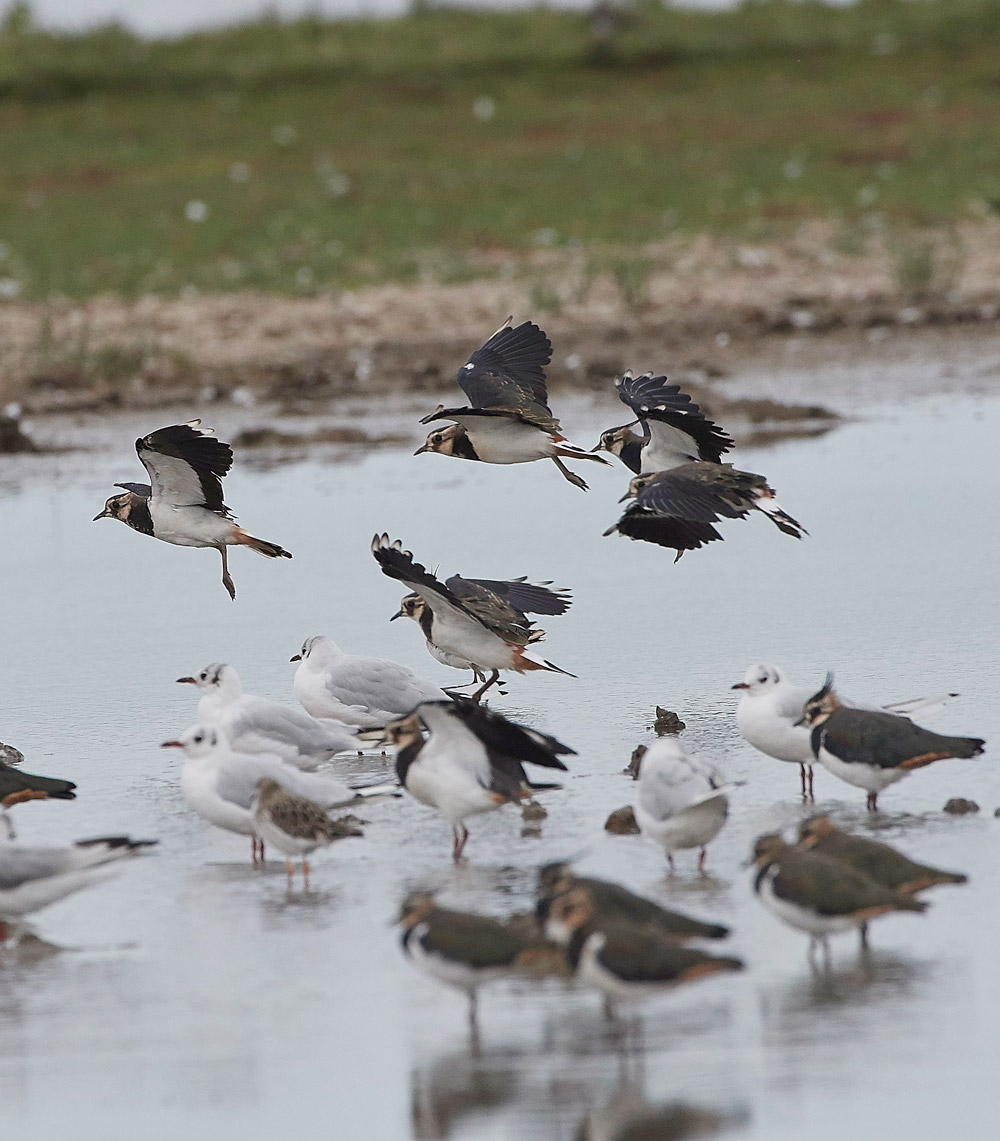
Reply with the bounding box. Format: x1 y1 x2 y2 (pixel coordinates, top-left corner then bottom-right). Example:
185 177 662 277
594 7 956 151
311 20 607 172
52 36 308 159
605 805 640 834
627 744 647 779
521 799 547 822
653 708 686 735
943 798 979 815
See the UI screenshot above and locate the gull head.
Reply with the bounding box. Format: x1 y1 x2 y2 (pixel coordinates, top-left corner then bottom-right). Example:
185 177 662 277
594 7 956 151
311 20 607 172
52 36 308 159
290 635 337 664
176 663 239 698
732 663 787 695
161 723 222 758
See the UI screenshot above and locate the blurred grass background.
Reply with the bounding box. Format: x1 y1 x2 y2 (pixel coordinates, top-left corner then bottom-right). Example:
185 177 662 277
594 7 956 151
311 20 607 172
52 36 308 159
0 0 998 300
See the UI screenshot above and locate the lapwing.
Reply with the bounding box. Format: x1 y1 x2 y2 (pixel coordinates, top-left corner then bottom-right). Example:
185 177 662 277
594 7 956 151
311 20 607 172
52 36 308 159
398 891 563 1027
544 886 743 1013
372 534 574 701
290 635 443 729
798 674 985 811
592 371 734 474
0 759 76 803
0 832 156 940
94 420 291 600
177 662 360 770
604 464 805 560
381 698 573 861
415 318 609 490
751 833 928 964
797 814 968 895
633 737 739 871
250 778 363 889
162 724 391 865
536 861 730 942
733 662 959 800
594 372 804 557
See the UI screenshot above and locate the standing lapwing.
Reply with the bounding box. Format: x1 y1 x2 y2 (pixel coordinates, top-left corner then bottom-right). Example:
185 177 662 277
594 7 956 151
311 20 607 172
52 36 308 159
372 534 574 701
633 737 739 871
536 861 730 943
381 698 572 861
177 663 360 769
732 663 957 801
414 319 608 490
595 373 804 558
543 886 743 1014
397 891 564 1028
290 635 443 729
798 675 985 811
797 814 967 895
161 725 391 865
250 778 363 890
750 833 927 966
94 420 291 600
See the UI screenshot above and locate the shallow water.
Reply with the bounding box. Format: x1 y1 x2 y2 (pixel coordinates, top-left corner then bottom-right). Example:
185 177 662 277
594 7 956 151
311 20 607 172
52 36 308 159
1 377 998 1140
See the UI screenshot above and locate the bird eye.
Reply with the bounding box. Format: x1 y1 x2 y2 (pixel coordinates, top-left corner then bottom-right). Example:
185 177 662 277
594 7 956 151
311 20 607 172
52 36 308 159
194 733 203 743
199 672 207 680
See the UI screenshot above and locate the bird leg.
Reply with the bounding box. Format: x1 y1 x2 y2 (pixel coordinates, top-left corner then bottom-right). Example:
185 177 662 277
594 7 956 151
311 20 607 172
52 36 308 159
452 824 470 862
807 765 815 800
867 791 879 812
799 764 808 800
285 860 295 889
251 835 260 864
821 937 832 971
218 545 237 601
666 851 675 874
697 848 707 873
551 456 588 491
302 859 311 891
470 670 502 703
858 922 870 953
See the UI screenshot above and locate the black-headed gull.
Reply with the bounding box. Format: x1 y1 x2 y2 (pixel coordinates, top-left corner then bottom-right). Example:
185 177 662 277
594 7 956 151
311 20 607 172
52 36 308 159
373 533 574 701
162 724 389 864
415 318 609 491
633 738 738 871
177 662 359 769
381 698 573 861
799 676 985 811
250 777 363 889
290 635 442 729
94 420 291 600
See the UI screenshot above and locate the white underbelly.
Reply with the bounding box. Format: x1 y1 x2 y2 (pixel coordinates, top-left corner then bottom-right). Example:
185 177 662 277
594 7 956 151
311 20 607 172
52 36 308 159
737 707 813 764
759 871 859 937
150 501 233 548
406 763 499 825
817 748 906 793
465 419 555 465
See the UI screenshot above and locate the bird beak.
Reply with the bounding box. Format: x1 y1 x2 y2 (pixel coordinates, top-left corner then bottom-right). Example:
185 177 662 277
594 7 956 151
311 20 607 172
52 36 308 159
92 507 112 521
793 716 806 727
617 490 634 503
289 654 301 662
175 676 197 685
731 682 750 690
413 443 429 456
160 740 183 749
590 440 605 453
389 609 404 622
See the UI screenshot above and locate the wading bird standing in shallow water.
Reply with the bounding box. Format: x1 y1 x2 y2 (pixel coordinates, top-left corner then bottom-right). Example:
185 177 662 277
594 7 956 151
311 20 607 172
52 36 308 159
415 318 609 490
94 420 291 600
382 698 572 861
596 372 805 557
798 674 985 811
633 737 738 872
372 533 574 701
250 778 363 890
